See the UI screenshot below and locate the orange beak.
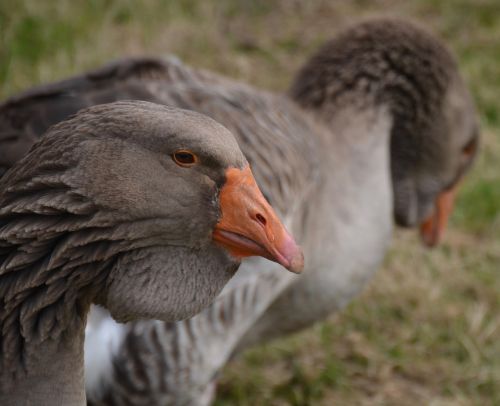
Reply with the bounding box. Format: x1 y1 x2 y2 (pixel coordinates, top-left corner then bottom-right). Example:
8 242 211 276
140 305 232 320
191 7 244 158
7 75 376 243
419 182 459 247
213 165 304 274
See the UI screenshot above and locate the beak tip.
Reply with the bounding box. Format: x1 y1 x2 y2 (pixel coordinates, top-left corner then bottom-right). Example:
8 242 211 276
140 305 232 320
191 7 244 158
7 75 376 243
274 231 304 274
278 240 304 274
419 214 444 248
420 229 440 248
287 251 305 274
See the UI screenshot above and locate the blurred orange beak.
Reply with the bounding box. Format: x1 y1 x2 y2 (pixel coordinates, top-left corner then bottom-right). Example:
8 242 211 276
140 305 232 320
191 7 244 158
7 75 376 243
213 165 304 274
419 182 459 247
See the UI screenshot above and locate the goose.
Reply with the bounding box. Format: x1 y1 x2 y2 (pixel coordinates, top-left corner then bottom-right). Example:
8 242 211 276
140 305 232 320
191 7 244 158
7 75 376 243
0 18 478 405
0 100 303 406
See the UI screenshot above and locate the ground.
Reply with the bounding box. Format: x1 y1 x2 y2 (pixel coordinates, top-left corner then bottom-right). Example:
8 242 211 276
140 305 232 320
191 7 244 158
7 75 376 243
1 1 499 404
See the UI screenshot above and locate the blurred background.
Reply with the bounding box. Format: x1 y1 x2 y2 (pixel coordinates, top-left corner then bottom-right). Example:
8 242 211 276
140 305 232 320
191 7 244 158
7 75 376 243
1 0 498 404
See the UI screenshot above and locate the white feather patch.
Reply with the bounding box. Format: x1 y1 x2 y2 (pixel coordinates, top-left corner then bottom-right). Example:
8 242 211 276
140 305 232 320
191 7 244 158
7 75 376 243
84 305 128 401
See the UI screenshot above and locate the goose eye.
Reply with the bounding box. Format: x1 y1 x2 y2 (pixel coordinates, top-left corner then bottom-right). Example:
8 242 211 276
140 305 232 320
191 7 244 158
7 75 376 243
172 150 198 167
462 138 477 158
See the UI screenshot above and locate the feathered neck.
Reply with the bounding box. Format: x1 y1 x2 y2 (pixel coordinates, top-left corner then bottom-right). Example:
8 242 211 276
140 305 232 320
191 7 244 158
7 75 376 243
0 148 173 403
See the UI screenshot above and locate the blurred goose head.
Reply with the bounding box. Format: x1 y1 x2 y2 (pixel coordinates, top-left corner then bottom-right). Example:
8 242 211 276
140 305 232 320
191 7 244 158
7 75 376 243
291 18 479 246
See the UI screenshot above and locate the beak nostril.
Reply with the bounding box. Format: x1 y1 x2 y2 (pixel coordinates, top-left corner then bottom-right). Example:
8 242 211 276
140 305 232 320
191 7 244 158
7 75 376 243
255 213 267 226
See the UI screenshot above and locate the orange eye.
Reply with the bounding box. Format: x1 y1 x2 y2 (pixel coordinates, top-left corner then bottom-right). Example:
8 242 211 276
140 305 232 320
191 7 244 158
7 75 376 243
172 150 198 167
462 138 477 157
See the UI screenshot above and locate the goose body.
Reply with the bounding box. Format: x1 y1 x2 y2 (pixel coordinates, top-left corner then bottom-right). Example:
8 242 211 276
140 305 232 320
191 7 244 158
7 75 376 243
0 101 301 405
0 18 478 405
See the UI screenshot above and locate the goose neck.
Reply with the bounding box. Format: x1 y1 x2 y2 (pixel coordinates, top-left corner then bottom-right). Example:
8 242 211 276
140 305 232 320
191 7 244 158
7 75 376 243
300 104 394 265
0 307 88 405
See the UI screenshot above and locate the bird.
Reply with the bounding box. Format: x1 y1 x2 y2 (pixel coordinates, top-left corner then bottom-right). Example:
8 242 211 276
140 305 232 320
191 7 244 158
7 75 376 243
0 100 302 406
0 17 479 405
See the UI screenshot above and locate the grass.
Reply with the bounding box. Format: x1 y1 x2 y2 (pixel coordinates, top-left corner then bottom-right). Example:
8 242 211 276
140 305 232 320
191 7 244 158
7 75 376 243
1 0 499 404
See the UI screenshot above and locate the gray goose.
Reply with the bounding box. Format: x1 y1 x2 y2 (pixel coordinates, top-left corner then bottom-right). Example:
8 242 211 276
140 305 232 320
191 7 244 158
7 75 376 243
0 100 302 406
0 18 478 405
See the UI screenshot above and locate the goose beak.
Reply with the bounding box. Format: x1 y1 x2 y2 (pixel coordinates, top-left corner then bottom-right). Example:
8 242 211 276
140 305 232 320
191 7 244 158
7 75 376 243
213 165 304 274
419 182 459 247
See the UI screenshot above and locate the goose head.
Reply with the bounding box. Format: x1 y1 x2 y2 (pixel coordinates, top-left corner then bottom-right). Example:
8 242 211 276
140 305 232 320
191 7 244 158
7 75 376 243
0 101 303 327
391 70 479 247
290 18 479 246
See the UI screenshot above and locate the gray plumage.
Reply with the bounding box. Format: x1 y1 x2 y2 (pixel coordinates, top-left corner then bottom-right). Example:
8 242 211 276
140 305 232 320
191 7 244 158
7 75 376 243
0 18 479 406
0 101 266 405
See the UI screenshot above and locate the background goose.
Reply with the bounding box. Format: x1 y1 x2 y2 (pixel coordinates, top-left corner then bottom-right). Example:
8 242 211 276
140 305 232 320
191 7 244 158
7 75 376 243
0 100 301 405
0 18 479 405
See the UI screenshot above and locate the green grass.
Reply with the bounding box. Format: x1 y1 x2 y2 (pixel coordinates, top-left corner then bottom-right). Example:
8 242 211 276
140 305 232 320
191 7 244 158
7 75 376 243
1 1 499 404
